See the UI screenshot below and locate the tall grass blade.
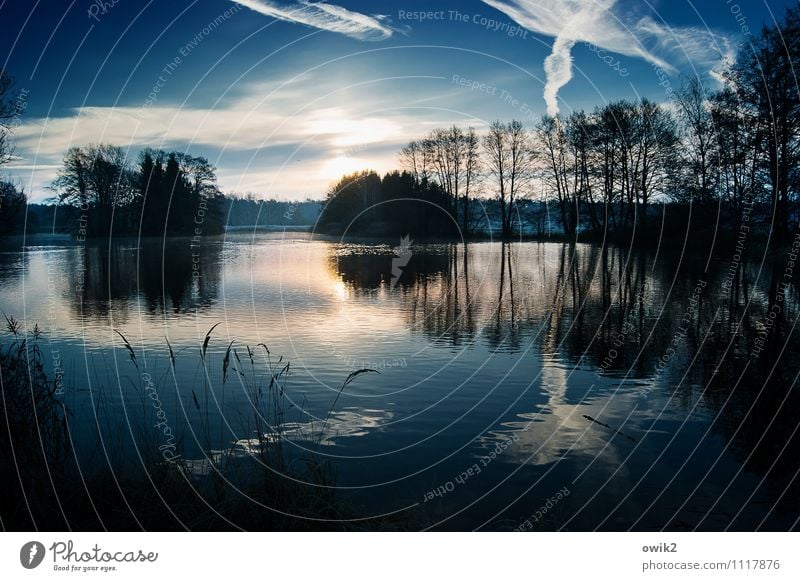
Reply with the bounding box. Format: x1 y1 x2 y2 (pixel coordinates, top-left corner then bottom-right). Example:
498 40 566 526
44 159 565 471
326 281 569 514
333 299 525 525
115 330 137 367
319 369 380 443
222 340 234 384
201 323 221 362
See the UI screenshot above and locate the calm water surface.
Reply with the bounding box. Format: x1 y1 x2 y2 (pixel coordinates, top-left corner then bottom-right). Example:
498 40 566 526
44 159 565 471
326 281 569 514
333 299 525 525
1 232 799 530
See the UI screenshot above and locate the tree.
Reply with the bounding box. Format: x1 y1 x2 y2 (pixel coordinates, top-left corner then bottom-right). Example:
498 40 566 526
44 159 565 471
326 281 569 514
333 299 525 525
484 120 535 238
565 111 594 233
605 101 638 233
164 152 191 233
137 148 167 235
710 86 766 229
424 127 461 215
133 149 223 236
319 170 381 230
174 153 220 200
588 102 628 235
462 128 481 234
380 170 454 236
50 145 223 238
0 70 29 236
401 126 482 234
731 3 800 242
675 77 719 207
0 69 18 167
0 181 27 235
536 115 575 236
400 140 431 183
631 99 678 233
52 144 134 237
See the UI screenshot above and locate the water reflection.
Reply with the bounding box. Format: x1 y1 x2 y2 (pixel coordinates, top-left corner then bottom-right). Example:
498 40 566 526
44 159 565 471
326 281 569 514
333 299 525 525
330 239 800 518
61 239 223 321
1 234 798 530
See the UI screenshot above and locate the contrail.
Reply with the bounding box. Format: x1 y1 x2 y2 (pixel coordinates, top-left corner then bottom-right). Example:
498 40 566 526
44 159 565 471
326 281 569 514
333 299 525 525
543 34 577 117
481 0 732 116
229 0 396 41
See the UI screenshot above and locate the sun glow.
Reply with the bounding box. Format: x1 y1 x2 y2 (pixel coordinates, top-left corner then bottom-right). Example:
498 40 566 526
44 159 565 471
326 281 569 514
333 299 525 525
322 156 366 180
307 111 400 147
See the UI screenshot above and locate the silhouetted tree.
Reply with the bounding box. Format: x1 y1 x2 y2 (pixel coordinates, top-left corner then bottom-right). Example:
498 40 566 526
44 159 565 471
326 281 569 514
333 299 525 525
710 86 766 229
0 181 27 235
731 3 800 242
320 170 382 231
484 120 535 238
462 128 481 234
0 69 18 167
536 115 578 236
675 77 719 207
51 144 134 237
50 145 223 238
631 99 678 233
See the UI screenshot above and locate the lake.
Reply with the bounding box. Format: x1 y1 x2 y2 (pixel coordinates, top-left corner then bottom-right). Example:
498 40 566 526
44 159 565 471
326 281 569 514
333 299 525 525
1 232 799 531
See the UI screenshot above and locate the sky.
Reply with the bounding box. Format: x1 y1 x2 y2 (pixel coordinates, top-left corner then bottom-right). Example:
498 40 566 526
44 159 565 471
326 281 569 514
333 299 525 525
0 0 795 202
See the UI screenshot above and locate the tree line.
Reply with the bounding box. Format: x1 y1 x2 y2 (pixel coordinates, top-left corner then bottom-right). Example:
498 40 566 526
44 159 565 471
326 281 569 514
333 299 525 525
322 3 800 243
49 144 226 237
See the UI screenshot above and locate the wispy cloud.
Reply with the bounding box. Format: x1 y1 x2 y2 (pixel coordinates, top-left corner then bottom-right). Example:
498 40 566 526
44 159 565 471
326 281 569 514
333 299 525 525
481 0 734 115
230 0 395 41
6 78 436 200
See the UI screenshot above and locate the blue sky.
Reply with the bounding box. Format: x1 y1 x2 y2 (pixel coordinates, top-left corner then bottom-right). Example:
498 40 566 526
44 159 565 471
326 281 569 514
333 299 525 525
1 0 793 201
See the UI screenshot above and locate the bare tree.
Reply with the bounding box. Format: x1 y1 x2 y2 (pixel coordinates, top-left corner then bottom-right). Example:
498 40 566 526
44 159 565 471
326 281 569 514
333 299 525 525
537 100 676 238
52 144 134 235
506 120 536 236
711 86 766 227
484 121 510 237
536 115 575 236
399 140 430 183
675 77 718 206
403 126 482 233
426 127 461 212
462 128 481 234
0 69 19 167
484 120 535 238
731 3 800 242
588 102 627 234
631 99 678 232
566 111 595 232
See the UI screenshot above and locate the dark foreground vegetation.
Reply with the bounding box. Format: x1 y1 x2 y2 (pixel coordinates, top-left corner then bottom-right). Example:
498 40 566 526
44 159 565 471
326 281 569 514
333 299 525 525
0 317 392 531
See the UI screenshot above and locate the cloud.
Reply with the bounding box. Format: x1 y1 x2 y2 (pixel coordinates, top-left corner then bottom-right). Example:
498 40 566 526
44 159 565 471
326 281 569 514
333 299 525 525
481 0 733 115
6 79 431 201
230 0 395 41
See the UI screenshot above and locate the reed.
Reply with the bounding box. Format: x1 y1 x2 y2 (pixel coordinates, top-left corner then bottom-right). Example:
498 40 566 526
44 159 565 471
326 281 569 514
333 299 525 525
0 319 382 531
